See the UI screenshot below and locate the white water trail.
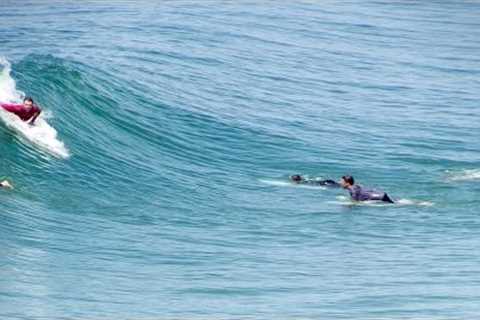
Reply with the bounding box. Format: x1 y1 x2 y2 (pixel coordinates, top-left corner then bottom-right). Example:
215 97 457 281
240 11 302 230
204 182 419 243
332 195 433 207
445 169 480 182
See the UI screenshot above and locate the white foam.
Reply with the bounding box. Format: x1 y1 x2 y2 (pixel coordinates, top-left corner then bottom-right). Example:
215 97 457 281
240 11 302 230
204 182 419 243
333 196 433 207
395 198 434 207
0 57 22 102
445 169 480 182
0 57 69 159
0 110 69 158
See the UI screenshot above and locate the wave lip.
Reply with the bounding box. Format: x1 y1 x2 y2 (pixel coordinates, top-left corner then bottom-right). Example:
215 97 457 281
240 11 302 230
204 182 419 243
0 57 20 103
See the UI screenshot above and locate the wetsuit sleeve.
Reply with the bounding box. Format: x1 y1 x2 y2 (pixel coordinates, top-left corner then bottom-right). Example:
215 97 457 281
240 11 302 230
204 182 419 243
1 103 22 112
349 187 361 201
323 180 341 187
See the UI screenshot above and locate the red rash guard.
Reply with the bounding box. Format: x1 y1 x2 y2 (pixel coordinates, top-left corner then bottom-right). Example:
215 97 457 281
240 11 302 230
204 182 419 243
1 103 41 122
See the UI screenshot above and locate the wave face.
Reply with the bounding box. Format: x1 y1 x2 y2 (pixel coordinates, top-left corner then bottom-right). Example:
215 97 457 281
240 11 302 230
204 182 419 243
1 1 480 319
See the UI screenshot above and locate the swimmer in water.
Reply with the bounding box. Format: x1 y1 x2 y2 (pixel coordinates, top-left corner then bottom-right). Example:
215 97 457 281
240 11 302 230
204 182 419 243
290 174 341 187
1 180 13 189
340 175 394 203
1 96 42 125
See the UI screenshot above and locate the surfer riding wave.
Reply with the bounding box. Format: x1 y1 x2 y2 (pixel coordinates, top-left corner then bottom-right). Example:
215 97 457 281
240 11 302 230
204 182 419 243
0 57 69 158
1 96 41 125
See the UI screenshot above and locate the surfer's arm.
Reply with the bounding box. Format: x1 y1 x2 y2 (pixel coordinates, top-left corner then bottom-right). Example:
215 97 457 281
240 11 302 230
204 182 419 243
29 109 41 125
1 103 20 112
318 179 341 187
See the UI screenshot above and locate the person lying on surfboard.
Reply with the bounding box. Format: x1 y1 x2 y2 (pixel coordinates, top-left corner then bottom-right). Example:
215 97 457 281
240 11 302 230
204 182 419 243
340 175 394 203
1 180 13 189
1 96 41 125
290 174 341 187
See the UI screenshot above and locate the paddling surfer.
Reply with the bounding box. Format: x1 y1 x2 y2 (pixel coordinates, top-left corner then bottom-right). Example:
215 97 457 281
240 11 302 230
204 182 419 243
340 175 394 203
1 97 41 125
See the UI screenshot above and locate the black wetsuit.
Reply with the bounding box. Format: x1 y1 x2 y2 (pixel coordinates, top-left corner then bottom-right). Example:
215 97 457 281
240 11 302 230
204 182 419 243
301 179 341 188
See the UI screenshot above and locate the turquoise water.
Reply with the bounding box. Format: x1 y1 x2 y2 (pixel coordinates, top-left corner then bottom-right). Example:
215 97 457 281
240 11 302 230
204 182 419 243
1 1 480 319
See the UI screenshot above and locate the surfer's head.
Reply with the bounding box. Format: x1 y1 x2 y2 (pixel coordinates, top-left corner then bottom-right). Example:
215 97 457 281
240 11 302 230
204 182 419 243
340 175 354 188
23 97 34 108
290 174 304 183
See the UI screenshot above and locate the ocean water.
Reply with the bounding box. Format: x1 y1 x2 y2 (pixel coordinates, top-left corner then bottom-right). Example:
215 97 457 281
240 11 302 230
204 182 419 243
1 1 479 319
